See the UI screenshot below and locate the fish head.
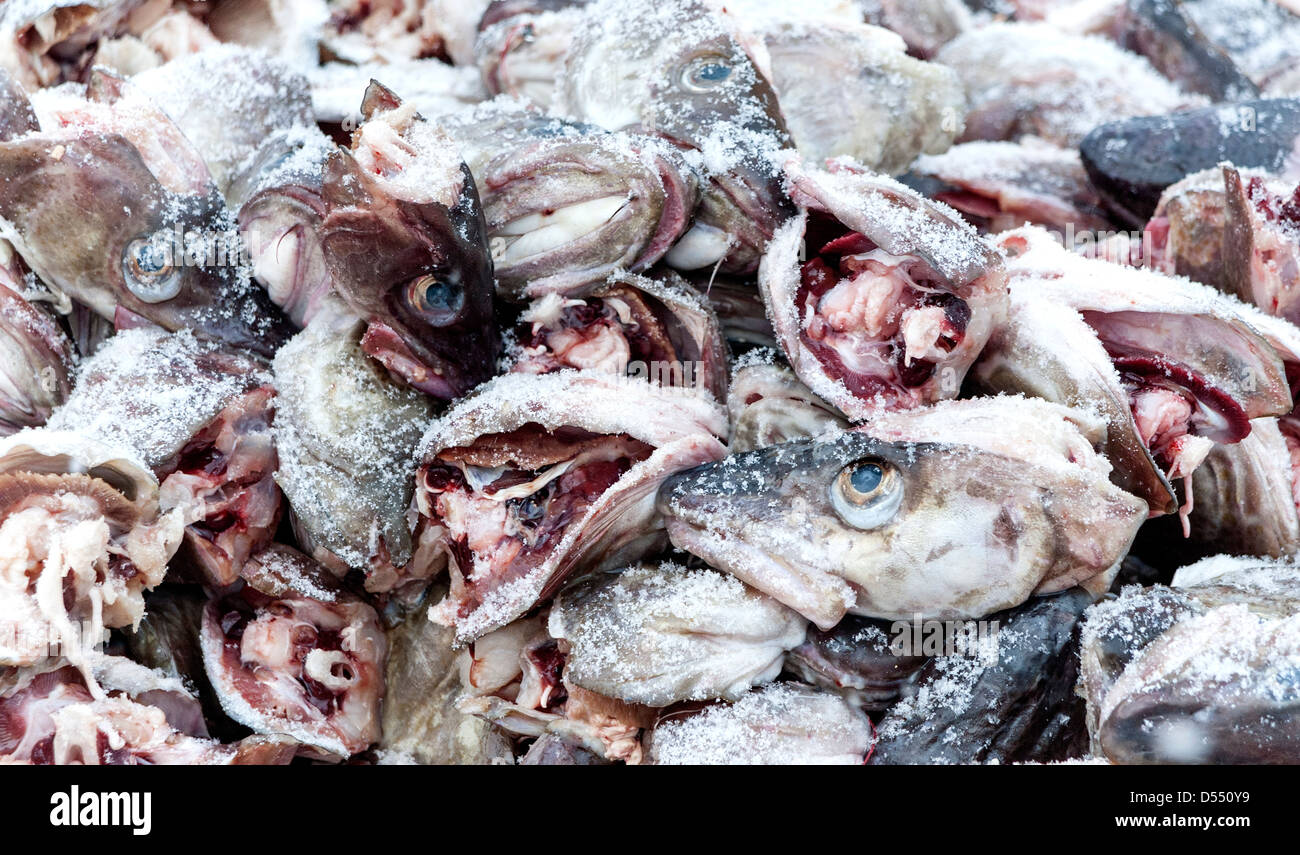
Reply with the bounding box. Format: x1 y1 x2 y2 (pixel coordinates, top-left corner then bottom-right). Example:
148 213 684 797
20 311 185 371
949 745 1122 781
658 424 1145 628
320 88 498 399
0 132 288 356
559 0 793 274
449 104 698 298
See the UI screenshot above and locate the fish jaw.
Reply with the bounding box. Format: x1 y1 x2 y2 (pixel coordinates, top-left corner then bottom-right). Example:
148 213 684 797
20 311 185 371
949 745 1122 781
479 135 696 298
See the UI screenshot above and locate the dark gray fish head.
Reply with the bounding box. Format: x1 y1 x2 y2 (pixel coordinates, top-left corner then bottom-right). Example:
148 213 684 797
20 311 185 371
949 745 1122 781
658 421 1146 629
320 83 499 399
1080 98 1300 226
0 133 291 357
1120 0 1260 102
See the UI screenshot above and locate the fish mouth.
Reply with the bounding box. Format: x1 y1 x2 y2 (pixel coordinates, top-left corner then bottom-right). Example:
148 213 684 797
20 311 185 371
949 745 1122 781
668 165 792 274
493 194 632 266
482 140 695 297
662 517 855 630
794 214 973 408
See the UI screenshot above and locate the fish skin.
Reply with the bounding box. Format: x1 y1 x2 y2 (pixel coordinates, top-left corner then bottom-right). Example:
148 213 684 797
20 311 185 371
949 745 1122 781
871 588 1094 765
0 133 292 357
1080 98 1300 226
1120 0 1260 102
657 410 1147 629
319 89 499 400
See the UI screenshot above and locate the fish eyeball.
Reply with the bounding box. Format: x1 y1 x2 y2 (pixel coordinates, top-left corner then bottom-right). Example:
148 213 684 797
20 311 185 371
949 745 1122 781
830 459 903 530
681 54 734 92
122 237 182 303
407 272 464 325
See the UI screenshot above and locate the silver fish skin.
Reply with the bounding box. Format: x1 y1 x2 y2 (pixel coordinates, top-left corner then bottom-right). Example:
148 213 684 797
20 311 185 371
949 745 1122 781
658 396 1147 629
441 98 698 299
970 286 1177 514
645 682 873 765
760 158 1008 418
379 589 515 765
475 0 591 106
556 0 795 276
548 560 807 706
753 18 965 176
272 310 438 595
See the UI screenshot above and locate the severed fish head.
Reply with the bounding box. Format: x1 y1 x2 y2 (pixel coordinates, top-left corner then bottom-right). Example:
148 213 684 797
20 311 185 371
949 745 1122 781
659 396 1147 629
557 0 794 275
200 545 387 759
0 75 293 356
444 99 698 299
320 83 498 399
0 277 75 436
417 370 727 643
761 158 1008 418
508 270 729 401
756 17 965 176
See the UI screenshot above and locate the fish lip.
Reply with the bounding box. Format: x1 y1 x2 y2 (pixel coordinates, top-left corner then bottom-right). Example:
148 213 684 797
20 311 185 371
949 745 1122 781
662 517 851 631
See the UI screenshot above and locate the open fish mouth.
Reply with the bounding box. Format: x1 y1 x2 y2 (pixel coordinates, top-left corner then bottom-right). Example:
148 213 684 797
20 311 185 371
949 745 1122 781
508 271 728 400
416 370 726 643
761 159 1007 417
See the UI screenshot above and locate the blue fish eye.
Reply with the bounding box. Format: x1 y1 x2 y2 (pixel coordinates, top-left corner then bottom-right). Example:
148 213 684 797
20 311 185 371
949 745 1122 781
849 462 884 494
135 245 168 274
408 273 464 323
695 62 730 81
683 57 733 90
831 458 902 530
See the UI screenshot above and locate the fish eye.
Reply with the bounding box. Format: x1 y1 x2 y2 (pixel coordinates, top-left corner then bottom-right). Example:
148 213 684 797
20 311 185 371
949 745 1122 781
830 459 903 530
122 237 181 303
682 56 733 91
407 273 464 324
